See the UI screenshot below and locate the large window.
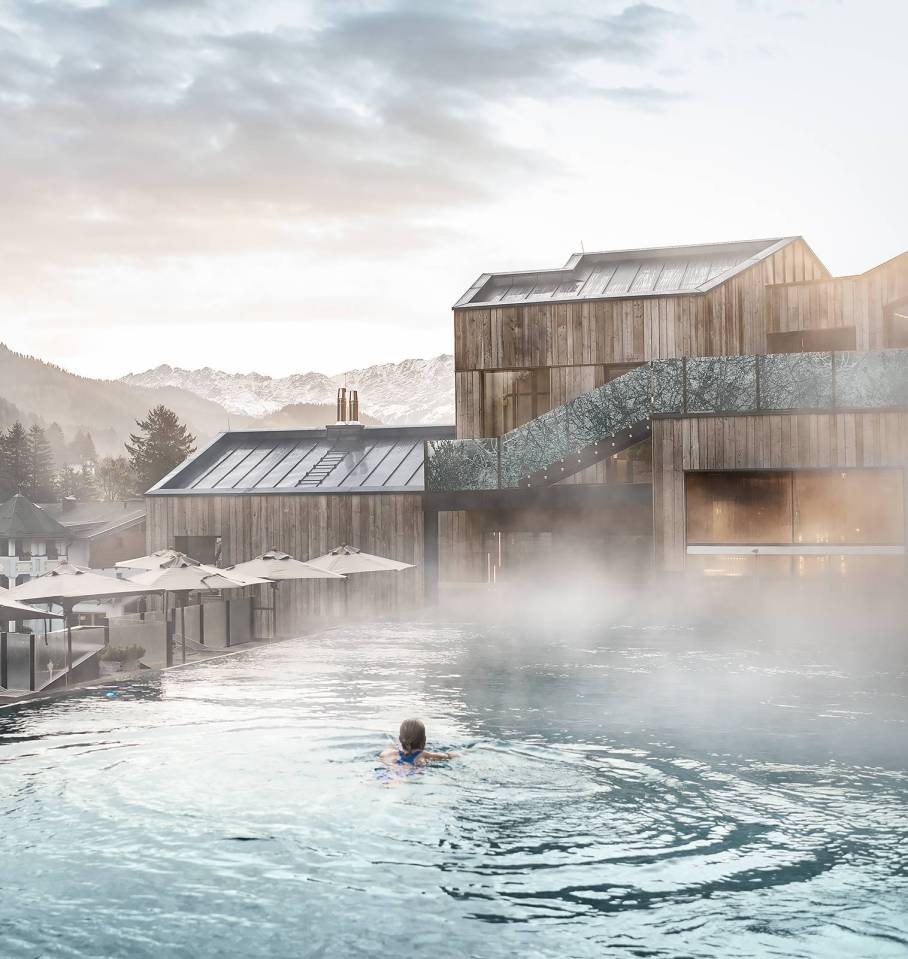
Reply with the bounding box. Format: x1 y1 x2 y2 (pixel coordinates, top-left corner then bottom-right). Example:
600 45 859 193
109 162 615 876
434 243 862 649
481 369 551 437
686 469 905 546
686 472 793 544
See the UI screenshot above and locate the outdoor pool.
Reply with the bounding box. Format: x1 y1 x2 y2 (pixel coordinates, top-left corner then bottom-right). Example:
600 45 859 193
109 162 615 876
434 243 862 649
1 618 906 958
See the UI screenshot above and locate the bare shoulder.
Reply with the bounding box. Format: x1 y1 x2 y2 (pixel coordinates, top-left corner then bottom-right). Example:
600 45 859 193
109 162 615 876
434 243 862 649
419 750 457 762
378 748 398 765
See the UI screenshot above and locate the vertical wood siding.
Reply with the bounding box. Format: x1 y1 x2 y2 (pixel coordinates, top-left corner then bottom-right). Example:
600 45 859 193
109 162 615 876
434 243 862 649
652 412 908 570
453 239 829 439
145 493 426 634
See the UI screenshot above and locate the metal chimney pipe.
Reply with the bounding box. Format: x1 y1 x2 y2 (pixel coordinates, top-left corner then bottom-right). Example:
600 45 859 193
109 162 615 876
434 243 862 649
336 387 346 424
350 391 359 423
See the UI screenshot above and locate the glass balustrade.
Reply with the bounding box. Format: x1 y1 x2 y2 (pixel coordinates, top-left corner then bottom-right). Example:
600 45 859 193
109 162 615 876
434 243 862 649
426 349 908 491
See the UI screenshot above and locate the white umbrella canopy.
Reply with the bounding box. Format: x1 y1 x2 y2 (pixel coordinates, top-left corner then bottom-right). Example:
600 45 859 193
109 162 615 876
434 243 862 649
228 549 345 582
227 549 344 642
115 548 200 571
306 544 414 575
7 564 157 604
0 587 56 619
128 565 270 591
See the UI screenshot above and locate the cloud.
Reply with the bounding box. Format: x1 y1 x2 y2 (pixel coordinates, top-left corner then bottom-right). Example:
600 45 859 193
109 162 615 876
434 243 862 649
0 0 689 266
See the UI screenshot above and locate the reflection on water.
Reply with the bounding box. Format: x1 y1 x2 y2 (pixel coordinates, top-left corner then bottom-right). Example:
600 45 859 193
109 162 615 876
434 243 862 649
0 621 906 958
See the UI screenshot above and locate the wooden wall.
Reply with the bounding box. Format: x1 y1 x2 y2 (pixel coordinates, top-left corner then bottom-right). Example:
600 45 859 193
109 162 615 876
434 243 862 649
652 412 908 570
768 251 908 351
90 522 146 570
145 492 426 636
454 239 827 440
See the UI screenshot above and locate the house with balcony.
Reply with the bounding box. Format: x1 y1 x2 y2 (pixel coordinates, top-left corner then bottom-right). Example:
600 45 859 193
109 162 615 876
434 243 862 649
425 236 908 583
0 493 70 588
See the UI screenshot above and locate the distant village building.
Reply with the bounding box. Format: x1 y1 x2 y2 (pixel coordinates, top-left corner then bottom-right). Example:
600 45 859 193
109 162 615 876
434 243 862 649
38 498 146 570
0 494 71 588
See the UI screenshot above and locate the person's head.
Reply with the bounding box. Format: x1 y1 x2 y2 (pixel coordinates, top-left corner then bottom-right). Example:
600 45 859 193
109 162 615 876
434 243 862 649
398 718 426 753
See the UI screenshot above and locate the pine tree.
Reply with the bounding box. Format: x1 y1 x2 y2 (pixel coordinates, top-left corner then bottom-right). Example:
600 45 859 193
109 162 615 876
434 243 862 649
68 430 97 466
56 463 97 501
126 406 196 492
45 422 68 468
25 424 56 501
96 456 138 501
0 422 30 497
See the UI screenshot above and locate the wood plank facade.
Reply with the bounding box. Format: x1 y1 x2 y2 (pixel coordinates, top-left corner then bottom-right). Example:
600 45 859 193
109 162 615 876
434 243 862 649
447 236 908 580
454 239 829 440
146 492 426 634
652 412 908 571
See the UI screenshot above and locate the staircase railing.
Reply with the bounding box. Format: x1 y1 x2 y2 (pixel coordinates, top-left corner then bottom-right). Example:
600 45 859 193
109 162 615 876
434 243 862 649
426 349 908 491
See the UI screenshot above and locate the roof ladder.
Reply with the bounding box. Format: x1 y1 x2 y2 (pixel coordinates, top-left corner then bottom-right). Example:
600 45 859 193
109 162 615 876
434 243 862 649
295 448 348 488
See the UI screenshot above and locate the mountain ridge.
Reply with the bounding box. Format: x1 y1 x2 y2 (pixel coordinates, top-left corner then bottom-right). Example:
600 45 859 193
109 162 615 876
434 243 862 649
121 354 455 425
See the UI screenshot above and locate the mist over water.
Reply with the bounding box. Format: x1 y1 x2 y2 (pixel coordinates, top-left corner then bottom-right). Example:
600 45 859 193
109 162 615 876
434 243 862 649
0 583 906 958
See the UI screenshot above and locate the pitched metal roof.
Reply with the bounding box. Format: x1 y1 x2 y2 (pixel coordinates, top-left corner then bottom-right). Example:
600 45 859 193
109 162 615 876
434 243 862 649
0 493 70 538
38 500 146 538
454 237 805 309
147 424 455 495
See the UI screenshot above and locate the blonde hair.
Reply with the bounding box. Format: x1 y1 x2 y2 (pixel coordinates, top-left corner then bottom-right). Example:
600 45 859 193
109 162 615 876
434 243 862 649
398 718 426 753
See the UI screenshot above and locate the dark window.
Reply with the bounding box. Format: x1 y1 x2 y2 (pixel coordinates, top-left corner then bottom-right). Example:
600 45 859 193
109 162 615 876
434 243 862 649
686 471 793 544
46 541 59 560
686 469 905 546
767 327 856 353
174 535 223 566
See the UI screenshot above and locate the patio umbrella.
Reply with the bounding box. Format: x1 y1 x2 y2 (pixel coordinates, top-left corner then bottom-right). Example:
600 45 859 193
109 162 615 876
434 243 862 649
115 548 201 571
0 588 56 620
305 544 415 575
7 564 159 681
305 545 414 617
227 549 345 640
128 564 271 663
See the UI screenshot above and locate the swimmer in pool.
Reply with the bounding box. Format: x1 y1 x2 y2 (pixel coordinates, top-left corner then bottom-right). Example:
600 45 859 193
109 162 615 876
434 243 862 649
379 718 456 767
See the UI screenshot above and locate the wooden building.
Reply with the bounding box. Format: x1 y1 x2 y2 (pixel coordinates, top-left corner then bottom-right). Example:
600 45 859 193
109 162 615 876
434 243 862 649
145 424 453 635
430 236 908 582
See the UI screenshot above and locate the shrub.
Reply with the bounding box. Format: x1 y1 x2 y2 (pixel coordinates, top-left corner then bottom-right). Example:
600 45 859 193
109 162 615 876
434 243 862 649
100 644 146 662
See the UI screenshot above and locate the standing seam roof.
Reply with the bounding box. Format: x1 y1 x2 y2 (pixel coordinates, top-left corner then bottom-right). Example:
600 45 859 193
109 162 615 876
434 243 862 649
454 237 802 308
147 425 455 494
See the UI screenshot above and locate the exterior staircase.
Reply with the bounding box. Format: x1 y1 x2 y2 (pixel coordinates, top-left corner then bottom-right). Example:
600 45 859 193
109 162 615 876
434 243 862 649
425 349 908 491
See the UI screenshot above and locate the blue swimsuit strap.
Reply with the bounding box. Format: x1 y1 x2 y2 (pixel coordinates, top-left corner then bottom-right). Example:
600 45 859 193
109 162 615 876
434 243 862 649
397 749 422 765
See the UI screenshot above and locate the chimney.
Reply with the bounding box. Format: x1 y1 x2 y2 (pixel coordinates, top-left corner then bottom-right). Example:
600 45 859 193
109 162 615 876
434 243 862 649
336 387 347 424
350 390 360 423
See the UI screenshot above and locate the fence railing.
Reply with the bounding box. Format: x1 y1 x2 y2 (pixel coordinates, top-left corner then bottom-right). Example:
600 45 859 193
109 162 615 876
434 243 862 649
425 349 908 491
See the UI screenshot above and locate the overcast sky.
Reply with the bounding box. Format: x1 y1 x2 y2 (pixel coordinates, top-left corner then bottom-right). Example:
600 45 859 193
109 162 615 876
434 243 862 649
1 0 905 378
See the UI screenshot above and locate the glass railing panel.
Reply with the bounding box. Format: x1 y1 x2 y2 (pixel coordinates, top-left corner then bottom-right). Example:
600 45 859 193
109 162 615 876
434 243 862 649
685 356 757 413
500 406 571 487
34 628 68 686
758 352 833 410
650 359 684 414
425 439 499 491
834 349 908 409
3 634 33 690
567 365 651 448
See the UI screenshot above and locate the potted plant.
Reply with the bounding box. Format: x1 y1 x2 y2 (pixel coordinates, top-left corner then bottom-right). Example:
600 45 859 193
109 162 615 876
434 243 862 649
99 644 146 675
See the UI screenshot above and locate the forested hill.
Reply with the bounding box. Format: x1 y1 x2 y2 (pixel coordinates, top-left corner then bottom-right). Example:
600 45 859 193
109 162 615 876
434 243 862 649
0 343 251 455
0 344 424 458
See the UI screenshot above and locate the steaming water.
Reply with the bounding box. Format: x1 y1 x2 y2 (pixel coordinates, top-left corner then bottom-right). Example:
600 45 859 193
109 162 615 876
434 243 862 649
1 621 906 958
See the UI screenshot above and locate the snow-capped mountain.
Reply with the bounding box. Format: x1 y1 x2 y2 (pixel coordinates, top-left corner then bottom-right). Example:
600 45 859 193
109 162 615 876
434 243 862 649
121 355 455 425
